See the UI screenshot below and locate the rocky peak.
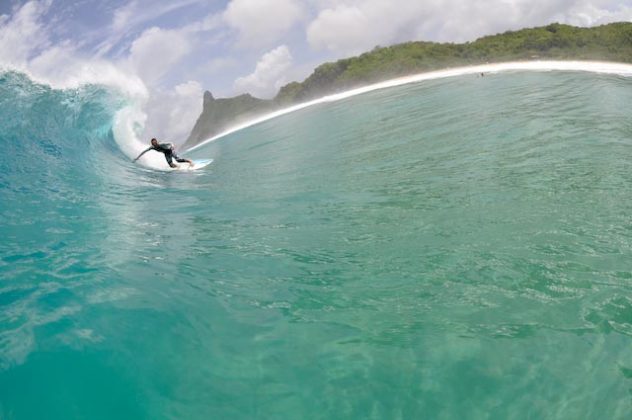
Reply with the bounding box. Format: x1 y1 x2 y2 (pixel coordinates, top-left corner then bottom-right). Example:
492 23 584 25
203 91 215 108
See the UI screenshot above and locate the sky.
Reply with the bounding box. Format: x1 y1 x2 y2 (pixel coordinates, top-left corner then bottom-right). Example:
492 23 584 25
1 0 631 142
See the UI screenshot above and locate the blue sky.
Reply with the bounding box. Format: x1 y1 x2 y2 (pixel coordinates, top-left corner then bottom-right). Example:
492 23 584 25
1 0 631 141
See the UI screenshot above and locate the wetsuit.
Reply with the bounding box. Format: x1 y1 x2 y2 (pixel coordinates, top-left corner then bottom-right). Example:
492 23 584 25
137 142 188 166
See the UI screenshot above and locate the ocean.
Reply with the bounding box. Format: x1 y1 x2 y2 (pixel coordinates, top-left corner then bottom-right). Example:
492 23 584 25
1 63 632 419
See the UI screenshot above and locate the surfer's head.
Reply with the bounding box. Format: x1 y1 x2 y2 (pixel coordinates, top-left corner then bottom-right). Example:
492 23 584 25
151 138 158 146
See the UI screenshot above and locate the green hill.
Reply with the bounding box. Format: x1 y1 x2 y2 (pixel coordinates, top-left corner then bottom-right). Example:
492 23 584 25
184 22 632 148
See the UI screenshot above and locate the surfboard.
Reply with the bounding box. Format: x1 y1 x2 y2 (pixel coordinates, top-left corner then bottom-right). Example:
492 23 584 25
172 159 213 171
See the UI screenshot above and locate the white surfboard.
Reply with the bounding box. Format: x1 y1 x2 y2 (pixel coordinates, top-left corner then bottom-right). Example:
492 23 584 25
171 158 213 171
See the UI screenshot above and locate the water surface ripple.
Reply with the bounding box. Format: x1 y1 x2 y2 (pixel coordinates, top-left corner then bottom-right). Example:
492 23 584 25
1 70 632 419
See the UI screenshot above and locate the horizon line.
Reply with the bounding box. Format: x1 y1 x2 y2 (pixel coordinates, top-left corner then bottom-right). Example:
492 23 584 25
186 60 632 153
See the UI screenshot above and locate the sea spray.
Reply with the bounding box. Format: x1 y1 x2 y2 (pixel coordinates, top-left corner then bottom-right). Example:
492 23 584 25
0 61 187 170
187 60 632 152
2 66 632 419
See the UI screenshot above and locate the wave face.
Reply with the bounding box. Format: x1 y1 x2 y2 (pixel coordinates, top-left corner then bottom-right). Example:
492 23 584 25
2 68 632 418
188 60 632 151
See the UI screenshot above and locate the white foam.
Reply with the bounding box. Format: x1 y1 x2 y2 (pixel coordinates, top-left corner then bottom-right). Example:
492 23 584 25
0 60 185 170
186 60 632 152
0 59 165 168
0 59 148 101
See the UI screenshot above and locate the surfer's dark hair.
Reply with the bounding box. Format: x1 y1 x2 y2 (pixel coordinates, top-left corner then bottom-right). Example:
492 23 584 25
151 138 157 142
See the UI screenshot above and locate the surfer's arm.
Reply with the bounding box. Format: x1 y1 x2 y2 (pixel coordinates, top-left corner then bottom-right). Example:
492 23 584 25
133 147 152 161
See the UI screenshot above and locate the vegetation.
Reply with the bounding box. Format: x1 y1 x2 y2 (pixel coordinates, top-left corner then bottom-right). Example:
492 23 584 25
276 22 632 102
184 22 632 147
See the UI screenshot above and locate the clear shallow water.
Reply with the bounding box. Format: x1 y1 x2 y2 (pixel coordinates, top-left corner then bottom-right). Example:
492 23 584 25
1 69 632 419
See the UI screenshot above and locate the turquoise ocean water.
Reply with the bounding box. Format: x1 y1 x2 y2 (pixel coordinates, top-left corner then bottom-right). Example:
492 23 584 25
1 69 632 419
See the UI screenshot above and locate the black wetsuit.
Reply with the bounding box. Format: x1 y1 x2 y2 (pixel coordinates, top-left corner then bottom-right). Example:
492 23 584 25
139 143 188 166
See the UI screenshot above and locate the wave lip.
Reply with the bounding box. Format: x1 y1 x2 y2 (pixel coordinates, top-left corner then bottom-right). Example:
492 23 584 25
187 60 632 152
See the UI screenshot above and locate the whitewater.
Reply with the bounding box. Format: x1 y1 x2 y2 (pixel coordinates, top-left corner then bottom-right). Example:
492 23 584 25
188 60 632 152
1 61 632 419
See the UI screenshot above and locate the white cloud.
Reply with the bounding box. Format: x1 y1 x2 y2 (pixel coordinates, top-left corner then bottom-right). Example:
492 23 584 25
0 0 51 67
0 1 146 98
560 2 632 26
307 2 397 55
143 80 204 143
234 45 293 98
201 57 239 75
307 0 632 55
181 12 223 34
96 0 205 56
25 42 146 97
124 25 215 142
128 26 192 86
223 0 304 47
4 0 632 154
111 0 138 33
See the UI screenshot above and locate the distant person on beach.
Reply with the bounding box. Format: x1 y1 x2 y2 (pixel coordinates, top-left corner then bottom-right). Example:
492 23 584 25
134 138 194 168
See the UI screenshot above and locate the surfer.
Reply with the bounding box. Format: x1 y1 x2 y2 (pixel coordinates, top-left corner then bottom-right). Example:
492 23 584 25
134 138 194 168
